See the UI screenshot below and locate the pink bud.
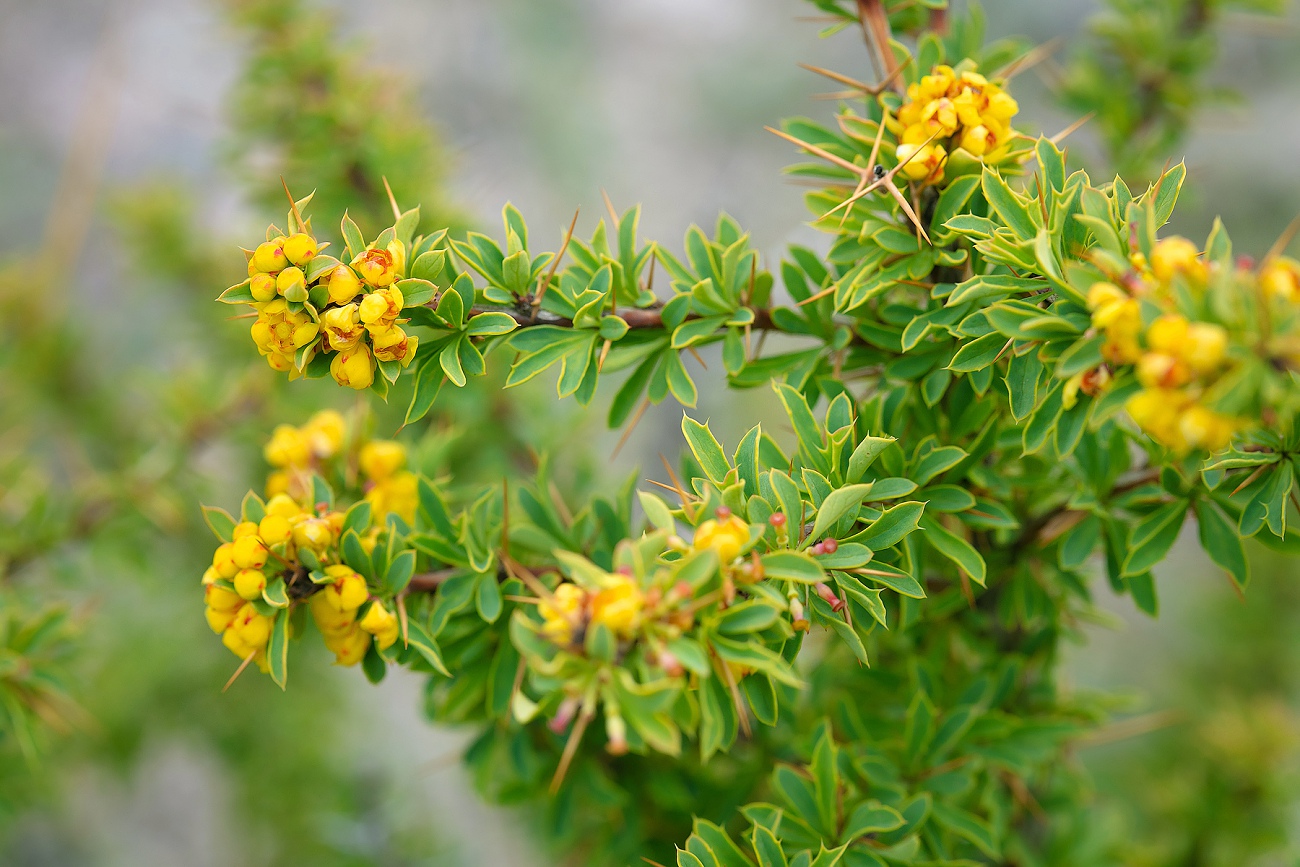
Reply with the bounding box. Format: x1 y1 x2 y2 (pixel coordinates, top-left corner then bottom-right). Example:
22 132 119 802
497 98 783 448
769 513 786 527
822 538 838 554
716 506 731 519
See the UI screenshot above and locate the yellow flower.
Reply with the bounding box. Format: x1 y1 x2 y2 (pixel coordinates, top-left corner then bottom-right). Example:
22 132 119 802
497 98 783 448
331 344 375 389
1137 352 1190 389
358 285 404 325
366 471 418 525
251 238 288 273
895 142 946 185
292 516 334 553
327 625 371 666
232 521 259 540
205 606 237 634
359 602 400 650
322 565 369 611
360 440 407 481
265 493 304 518
321 303 364 351
1260 257 1300 302
232 603 273 648
1146 314 1189 354
303 410 347 459
309 592 356 636
539 583 587 646
693 513 751 564
369 324 418 366
231 534 268 570
1184 323 1228 374
352 242 404 288
222 628 259 660
591 574 643 638
204 582 243 613
249 299 319 366
234 568 267 601
1179 404 1236 453
282 233 318 267
1126 388 1192 452
264 424 310 468
327 264 363 305
1150 236 1206 285
1088 284 1142 365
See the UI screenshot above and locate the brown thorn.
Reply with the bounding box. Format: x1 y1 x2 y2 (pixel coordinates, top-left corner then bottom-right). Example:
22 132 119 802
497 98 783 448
550 701 594 793
382 176 402 222
994 37 1064 82
1262 212 1300 266
222 652 258 693
765 126 870 178
597 339 612 372
1230 464 1267 496
612 398 651 460
549 480 575 527
600 188 620 227
686 346 708 370
501 554 557 603
281 176 304 234
718 652 752 737
1049 112 1095 146
532 208 580 322
658 454 698 522
798 62 874 94
397 593 410 648
797 283 838 307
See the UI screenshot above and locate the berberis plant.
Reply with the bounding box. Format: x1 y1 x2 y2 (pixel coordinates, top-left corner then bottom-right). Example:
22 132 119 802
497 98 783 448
199 1 1299 864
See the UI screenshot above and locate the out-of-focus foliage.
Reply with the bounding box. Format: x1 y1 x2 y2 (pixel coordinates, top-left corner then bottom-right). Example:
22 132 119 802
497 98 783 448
1062 0 1289 181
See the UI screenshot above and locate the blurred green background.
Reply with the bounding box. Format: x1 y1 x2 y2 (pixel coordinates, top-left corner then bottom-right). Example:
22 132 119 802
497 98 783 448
0 0 1298 864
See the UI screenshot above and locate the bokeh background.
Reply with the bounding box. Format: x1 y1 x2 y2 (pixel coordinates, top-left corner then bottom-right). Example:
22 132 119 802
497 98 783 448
1 0 1298 864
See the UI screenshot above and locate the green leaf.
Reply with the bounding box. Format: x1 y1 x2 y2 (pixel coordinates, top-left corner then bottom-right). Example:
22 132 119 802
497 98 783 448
809 484 873 544
948 333 1006 372
856 502 925 550
1195 500 1249 592
982 168 1037 239
930 801 999 859
466 311 519 336
1122 501 1189 576
385 550 416 594
842 800 905 840
760 551 827 584
202 506 237 543
396 277 436 308
267 611 289 690
752 825 788 867
683 416 731 484
919 517 986 585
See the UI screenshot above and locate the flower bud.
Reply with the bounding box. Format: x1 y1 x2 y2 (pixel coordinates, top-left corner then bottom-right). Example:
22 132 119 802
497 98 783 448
231 534 268 570
233 521 259 540
212 542 239 579
276 266 306 297
605 712 628 756
330 626 371 666
265 493 303 519
282 233 318 267
303 410 347 459
360 440 407 481
258 513 292 546
1183 323 1228 374
250 273 277 302
330 344 375 389
222 628 257 660
252 238 288 273
1151 236 1205 284
234 568 268 600
327 265 363 305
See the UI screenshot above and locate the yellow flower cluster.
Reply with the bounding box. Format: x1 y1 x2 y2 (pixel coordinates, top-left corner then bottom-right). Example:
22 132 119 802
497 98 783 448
889 64 1019 186
1086 236 1239 453
203 494 346 661
538 573 644 648
236 229 419 389
307 565 396 666
361 440 418 525
265 409 347 501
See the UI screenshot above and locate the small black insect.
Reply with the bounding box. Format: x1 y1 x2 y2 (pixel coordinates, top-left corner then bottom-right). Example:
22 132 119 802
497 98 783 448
873 164 886 180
